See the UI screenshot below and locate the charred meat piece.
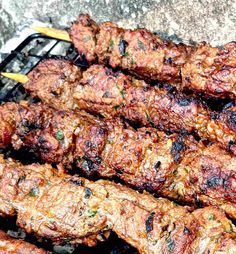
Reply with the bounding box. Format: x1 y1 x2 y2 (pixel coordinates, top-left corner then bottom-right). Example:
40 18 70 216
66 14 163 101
69 14 236 99
3 101 108 167
69 14 99 63
69 14 191 84
1 101 236 219
0 155 236 254
96 23 191 84
74 64 236 153
24 59 236 153
0 230 50 253
25 59 82 110
182 42 236 99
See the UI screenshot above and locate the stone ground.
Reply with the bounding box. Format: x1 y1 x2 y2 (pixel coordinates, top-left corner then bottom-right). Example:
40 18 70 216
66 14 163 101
0 0 235 51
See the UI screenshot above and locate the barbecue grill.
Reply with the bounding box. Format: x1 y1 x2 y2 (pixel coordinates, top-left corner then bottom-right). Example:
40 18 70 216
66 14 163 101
0 33 137 254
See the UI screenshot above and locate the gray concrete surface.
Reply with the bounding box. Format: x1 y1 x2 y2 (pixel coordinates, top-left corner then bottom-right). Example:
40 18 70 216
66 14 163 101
0 0 235 51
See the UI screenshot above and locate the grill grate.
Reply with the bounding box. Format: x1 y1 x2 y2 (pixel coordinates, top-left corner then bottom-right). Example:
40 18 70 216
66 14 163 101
0 33 88 103
0 33 137 254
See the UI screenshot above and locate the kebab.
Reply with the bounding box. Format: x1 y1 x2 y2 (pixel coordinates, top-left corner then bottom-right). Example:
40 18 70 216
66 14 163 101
32 14 236 99
0 230 50 253
2 59 236 153
1 155 236 253
1 101 236 219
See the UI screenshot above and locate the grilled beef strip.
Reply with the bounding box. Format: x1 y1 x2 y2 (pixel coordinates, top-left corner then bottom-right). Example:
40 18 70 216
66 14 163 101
1 101 236 219
68 14 236 99
24 59 236 153
0 230 50 253
1 155 236 254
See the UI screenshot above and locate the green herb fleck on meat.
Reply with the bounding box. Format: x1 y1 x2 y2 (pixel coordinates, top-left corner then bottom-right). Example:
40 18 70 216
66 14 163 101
120 89 126 99
55 130 64 140
114 105 120 111
138 39 145 50
131 58 136 65
184 168 189 173
169 183 176 190
115 83 126 99
208 214 215 220
88 209 97 218
103 91 110 98
107 137 114 144
172 169 178 176
46 181 51 186
166 238 175 252
114 104 124 111
28 186 39 197
82 160 89 170
145 112 153 123
109 39 114 49
124 52 129 57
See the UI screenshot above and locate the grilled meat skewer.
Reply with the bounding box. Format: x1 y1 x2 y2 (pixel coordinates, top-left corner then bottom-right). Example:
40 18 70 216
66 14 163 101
73 65 236 154
1 101 236 219
0 230 50 253
1 155 236 254
33 14 236 99
70 14 236 99
22 59 236 153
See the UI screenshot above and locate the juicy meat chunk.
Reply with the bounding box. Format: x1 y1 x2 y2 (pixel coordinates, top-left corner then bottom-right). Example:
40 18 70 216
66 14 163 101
182 42 236 98
70 15 191 84
0 155 236 253
24 59 236 153
25 59 82 109
69 14 236 99
8 101 107 166
69 14 99 63
74 64 236 153
96 22 191 83
0 230 50 253
1 101 236 219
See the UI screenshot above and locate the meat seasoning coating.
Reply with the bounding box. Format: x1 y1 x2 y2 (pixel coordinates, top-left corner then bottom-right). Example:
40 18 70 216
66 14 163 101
1 101 236 219
0 156 236 253
24 59 236 153
69 14 236 99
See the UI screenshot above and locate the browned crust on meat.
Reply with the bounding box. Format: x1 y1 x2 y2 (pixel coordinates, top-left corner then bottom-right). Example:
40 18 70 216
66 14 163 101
0 230 50 253
25 59 82 109
23 59 236 153
69 14 236 99
96 22 191 83
0 156 236 253
9 102 108 166
74 64 236 152
1 101 236 219
69 14 99 63
182 42 236 98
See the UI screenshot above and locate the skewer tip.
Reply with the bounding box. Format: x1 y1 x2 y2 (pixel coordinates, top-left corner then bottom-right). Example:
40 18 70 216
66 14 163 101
1 72 29 84
32 26 71 42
